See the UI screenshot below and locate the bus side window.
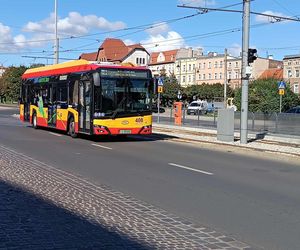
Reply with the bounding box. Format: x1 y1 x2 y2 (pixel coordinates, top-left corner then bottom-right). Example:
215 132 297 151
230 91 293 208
57 83 68 108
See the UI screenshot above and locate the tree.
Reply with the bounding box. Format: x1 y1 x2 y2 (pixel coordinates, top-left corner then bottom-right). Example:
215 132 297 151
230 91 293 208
0 76 8 103
0 66 27 102
184 83 233 102
234 79 300 112
160 74 182 106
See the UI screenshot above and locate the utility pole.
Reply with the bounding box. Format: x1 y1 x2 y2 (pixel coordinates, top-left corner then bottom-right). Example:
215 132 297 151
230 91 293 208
224 48 228 108
240 0 250 144
54 0 59 64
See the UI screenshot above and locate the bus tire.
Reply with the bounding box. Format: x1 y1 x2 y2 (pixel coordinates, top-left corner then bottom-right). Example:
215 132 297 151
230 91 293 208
32 112 38 129
68 117 78 138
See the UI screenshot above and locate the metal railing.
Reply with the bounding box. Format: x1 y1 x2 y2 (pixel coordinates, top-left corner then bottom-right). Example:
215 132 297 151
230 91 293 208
153 107 300 136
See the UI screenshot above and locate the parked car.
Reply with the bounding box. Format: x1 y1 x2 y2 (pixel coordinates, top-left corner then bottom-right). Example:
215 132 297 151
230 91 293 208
151 105 165 113
285 106 300 114
187 100 208 115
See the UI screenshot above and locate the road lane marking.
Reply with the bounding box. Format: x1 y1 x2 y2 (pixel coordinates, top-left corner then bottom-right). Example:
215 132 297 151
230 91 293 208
168 163 214 176
91 143 112 150
49 132 63 137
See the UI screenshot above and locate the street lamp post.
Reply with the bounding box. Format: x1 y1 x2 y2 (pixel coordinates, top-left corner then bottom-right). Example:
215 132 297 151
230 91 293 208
54 0 59 64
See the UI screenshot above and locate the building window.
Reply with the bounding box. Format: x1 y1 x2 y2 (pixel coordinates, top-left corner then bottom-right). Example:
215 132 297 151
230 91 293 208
214 62 218 68
142 58 145 64
188 75 191 82
182 76 186 83
228 62 232 68
203 74 206 80
220 61 223 68
214 73 218 79
295 70 299 78
198 63 201 69
208 73 212 79
188 64 191 72
294 83 299 94
136 58 139 64
220 73 222 79
183 65 186 72
228 72 232 79
203 63 206 69
208 62 211 69
235 72 239 79
199 74 202 80
288 70 292 78
235 62 239 68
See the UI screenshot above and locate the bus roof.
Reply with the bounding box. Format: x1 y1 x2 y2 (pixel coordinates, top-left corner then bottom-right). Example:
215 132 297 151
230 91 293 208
22 59 149 79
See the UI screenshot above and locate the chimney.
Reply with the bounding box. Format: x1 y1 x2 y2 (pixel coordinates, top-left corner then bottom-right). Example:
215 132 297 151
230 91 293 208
188 47 193 58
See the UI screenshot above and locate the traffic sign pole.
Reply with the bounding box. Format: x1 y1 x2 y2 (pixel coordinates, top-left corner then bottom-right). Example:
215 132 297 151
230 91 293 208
157 92 160 123
279 94 282 113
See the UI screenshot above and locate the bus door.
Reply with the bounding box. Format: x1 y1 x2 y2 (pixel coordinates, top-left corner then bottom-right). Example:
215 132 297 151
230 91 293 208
48 84 57 127
24 84 31 121
20 83 31 122
78 80 92 133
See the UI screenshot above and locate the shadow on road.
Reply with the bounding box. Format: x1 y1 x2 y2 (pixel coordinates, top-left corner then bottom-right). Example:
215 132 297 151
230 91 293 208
0 180 150 249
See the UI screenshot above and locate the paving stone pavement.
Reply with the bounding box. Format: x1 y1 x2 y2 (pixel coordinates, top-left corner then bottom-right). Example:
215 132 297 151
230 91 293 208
0 144 255 250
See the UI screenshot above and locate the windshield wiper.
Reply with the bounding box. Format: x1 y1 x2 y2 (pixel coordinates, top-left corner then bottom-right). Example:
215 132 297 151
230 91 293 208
111 96 127 119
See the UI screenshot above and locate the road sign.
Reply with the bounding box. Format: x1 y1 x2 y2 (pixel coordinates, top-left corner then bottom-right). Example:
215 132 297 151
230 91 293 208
158 77 164 86
278 81 286 89
158 86 163 93
279 89 285 95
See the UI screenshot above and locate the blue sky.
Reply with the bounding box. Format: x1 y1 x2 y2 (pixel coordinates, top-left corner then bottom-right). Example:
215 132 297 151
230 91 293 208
0 0 299 67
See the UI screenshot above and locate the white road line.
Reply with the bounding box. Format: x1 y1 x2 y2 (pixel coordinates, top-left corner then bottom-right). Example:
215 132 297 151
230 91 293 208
91 143 112 150
49 132 63 137
168 163 214 176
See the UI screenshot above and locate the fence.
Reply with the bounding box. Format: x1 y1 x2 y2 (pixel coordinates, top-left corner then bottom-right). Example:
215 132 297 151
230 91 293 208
153 107 300 136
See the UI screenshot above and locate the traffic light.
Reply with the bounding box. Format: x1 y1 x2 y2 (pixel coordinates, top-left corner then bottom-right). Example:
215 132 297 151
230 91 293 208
248 48 257 64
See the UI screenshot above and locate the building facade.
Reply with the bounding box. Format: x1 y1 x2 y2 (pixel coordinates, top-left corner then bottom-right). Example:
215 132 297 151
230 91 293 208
148 50 178 77
176 53 282 89
283 54 300 94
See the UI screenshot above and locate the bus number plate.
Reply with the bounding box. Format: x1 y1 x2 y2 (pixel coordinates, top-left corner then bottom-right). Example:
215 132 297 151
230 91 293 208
119 130 131 134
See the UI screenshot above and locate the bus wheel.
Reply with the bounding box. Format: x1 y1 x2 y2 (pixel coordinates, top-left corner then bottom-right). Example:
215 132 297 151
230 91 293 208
32 112 38 129
68 117 78 138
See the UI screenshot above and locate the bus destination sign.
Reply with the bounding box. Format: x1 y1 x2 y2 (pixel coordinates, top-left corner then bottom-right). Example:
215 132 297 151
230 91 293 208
101 69 148 79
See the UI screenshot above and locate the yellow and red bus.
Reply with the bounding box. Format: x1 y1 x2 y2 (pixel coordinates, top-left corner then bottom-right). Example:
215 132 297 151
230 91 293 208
20 60 153 137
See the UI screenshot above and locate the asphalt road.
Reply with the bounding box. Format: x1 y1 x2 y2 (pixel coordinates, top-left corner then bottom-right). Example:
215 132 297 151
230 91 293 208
1 107 300 250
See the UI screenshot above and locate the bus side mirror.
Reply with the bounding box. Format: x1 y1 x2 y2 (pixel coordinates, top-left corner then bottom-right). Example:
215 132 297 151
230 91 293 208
149 79 155 94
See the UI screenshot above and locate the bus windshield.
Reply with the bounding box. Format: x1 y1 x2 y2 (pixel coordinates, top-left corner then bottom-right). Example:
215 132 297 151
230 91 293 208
94 76 152 118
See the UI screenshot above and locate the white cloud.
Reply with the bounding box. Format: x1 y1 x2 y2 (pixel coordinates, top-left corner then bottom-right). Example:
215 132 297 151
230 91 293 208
23 12 126 36
178 0 215 6
123 39 136 46
141 31 185 52
146 22 170 36
255 11 288 24
0 23 23 51
228 44 242 57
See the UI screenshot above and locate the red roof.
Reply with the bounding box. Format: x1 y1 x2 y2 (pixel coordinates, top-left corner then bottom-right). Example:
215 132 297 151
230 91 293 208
149 49 178 65
259 68 283 80
96 38 148 62
79 52 98 61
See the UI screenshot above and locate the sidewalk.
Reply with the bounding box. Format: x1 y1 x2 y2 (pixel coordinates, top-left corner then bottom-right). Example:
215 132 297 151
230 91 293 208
153 123 300 159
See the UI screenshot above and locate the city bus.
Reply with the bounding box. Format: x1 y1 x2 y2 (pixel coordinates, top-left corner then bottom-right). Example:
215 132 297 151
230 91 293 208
20 59 154 137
